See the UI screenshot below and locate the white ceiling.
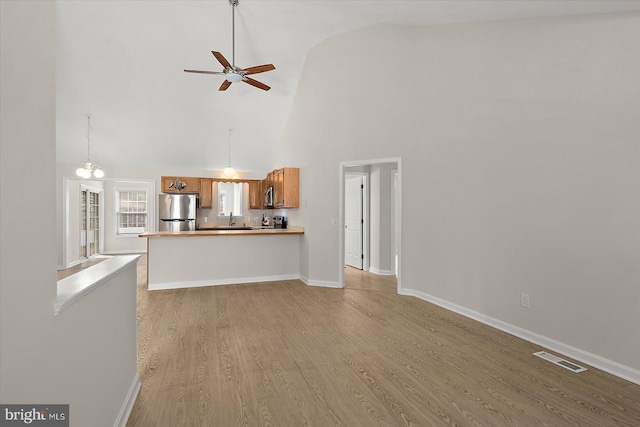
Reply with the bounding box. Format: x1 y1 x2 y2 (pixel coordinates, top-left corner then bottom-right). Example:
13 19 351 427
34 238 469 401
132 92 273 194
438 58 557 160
56 0 640 173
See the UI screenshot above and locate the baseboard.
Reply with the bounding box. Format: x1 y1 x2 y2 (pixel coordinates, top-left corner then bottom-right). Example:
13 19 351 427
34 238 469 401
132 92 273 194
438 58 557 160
114 373 141 427
102 249 147 255
148 274 301 291
368 267 394 276
299 275 342 289
401 288 640 386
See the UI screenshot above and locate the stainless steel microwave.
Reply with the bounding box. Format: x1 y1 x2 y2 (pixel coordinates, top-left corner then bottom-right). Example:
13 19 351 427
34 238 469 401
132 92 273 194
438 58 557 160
265 185 274 208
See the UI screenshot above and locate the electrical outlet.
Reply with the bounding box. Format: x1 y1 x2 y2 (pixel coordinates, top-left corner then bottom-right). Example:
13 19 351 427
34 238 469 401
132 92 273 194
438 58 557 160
203 217 208 223
521 293 530 308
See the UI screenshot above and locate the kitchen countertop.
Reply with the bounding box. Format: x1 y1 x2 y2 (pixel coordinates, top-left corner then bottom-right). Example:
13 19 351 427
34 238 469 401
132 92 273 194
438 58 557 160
139 226 304 238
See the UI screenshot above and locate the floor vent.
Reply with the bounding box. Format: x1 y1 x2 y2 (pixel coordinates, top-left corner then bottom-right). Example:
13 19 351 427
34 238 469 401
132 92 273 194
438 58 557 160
534 351 587 373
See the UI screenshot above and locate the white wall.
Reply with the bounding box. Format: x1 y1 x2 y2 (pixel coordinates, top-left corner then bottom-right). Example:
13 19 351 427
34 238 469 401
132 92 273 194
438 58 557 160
1 3 138 425
276 13 640 375
369 163 395 274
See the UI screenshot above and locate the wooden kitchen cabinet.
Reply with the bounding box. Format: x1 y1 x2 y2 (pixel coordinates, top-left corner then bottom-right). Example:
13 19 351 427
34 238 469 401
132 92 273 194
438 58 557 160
199 179 213 208
248 180 263 209
273 167 299 208
161 176 201 194
273 168 284 207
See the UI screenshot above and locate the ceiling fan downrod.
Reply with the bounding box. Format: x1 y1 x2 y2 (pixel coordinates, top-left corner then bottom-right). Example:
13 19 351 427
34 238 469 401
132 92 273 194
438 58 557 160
230 0 238 69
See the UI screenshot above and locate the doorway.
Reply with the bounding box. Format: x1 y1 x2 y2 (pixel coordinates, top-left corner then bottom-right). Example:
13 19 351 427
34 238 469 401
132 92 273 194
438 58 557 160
344 173 366 270
80 186 102 259
339 158 402 293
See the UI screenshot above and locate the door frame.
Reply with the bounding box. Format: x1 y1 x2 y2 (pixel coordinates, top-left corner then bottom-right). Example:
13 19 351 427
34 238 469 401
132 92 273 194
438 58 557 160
79 184 104 260
344 172 369 271
390 169 398 276
338 157 402 293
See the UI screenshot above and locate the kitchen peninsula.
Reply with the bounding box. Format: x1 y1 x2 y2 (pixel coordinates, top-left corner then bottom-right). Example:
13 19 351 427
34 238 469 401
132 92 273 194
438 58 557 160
139 227 304 290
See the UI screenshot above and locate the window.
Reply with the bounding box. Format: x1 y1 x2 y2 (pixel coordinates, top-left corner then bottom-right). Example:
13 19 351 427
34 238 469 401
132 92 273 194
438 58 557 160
218 182 243 217
116 189 148 234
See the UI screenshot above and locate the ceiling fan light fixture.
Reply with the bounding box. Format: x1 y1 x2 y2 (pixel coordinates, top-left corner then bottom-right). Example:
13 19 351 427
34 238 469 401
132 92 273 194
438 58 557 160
225 72 243 83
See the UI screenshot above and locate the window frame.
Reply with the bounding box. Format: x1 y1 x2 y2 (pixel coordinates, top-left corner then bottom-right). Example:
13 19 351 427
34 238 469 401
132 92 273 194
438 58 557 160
114 187 149 237
217 181 243 218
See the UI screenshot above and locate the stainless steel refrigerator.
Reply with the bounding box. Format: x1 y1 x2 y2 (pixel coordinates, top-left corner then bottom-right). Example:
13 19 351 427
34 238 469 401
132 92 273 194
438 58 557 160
158 194 196 231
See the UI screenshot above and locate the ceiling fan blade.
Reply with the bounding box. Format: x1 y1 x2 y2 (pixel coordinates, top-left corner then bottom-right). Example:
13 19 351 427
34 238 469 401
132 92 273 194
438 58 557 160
184 69 225 75
242 64 275 75
219 80 232 91
243 77 271 91
212 51 232 69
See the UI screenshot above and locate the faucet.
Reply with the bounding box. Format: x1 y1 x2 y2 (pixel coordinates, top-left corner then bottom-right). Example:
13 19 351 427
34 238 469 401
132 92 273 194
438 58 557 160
229 212 235 226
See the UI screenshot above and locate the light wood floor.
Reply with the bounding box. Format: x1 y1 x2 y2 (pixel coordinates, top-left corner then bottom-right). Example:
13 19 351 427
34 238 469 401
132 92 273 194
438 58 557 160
128 275 640 426
56 255 112 280
136 254 148 287
344 266 397 293
56 253 147 282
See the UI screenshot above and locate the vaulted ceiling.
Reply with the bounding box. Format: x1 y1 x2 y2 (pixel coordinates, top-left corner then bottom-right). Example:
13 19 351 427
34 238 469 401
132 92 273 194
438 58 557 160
55 0 640 174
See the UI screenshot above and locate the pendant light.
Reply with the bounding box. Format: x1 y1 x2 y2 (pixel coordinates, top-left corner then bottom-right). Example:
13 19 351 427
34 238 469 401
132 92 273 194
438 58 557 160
223 128 236 178
75 115 104 179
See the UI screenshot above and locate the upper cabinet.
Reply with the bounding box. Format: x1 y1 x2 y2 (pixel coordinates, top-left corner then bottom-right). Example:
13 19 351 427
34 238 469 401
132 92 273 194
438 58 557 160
248 181 263 210
273 167 299 209
199 179 213 209
160 169 299 210
161 176 201 194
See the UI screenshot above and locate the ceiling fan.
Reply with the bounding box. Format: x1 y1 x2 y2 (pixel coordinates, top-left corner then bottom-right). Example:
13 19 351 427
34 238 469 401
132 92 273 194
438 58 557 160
184 0 275 91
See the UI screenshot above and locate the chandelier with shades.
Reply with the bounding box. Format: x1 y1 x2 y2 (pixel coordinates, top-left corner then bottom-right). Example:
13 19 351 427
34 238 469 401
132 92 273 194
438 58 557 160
75 115 104 179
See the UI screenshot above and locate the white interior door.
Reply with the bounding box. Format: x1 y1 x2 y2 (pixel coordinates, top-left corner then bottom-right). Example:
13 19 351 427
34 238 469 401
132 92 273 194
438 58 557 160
345 174 363 269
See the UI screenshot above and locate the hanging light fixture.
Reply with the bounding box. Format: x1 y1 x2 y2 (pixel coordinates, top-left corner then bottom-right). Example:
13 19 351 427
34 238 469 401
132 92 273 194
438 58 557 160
75 115 104 179
223 128 236 178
